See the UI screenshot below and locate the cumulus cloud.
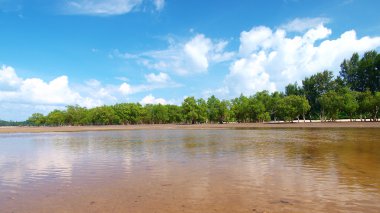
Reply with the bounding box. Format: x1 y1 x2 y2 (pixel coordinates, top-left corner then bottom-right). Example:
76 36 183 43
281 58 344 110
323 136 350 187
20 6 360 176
0 65 22 91
226 52 277 95
222 20 380 97
119 72 179 95
119 82 133 95
280 17 330 32
0 65 179 120
115 34 234 75
145 72 170 83
140 94 167 105
0 66 90 106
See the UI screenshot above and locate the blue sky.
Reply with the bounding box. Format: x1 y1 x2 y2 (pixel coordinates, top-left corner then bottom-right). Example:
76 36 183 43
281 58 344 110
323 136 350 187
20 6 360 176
1 0 380 121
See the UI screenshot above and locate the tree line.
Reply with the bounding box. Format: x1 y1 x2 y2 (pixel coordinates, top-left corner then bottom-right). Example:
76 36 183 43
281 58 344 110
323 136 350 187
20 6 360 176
26 51 380 126
0 120 28 127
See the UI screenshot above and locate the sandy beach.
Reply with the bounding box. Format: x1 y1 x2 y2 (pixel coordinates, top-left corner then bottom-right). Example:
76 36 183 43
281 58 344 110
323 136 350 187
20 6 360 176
0 121 379 133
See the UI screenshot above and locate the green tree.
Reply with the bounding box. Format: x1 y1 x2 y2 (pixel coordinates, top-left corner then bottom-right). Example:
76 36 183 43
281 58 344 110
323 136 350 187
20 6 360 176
89 106 120 125
196 98 208 123
268 91 283 121
340 53 359 88
231 94 250 122
151 104 169 124
374 92 380 121
247 96 268 122
302 70 335 119
340 88 359 121
218 100 231 123
46 110 66 126
167 105 183 123
114 103 144 124
340 51 380 93
207 95 221 123
357 91 380 121
285 82 304 96
277 95 310 122
318 91 344 121
27 113 46 126
65 105 89 125
182 97 198 124
277 96 296 122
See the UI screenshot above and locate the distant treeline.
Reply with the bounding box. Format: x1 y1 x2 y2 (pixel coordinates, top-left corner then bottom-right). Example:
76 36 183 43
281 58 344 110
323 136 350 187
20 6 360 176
0 120 28 126
26 51 380 126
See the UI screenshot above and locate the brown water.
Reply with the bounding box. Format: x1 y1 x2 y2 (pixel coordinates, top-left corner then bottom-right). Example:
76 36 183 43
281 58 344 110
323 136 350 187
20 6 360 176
0 129 379 213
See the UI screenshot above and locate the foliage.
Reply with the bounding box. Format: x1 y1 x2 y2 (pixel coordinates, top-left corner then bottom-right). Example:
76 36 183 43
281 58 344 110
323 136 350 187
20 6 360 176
319 91 344 121
302 70 335 119
340 50 380 93
0 120 28 126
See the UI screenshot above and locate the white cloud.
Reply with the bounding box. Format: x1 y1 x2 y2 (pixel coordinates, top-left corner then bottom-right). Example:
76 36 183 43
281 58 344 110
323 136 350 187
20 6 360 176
140 94 167 105
116 34 235 75
119 82 133 95
119 72 179 95
183 34 212 72
226 51 277 95
0 65 22 91
153 0 164 11
221 21 380 97
0 66 89 106
145 72 170 83
281 17 330 32
0 65 180 120
0 66 114 119
64 0 165 15
65 0 143 15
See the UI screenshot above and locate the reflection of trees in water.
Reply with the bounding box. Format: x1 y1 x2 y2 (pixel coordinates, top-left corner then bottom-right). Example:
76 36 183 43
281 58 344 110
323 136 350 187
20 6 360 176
177 128 380 193
280 129 380 191
5 129 377 192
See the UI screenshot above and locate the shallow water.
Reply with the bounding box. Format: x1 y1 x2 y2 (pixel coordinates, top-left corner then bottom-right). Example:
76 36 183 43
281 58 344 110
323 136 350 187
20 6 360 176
0 128 379 212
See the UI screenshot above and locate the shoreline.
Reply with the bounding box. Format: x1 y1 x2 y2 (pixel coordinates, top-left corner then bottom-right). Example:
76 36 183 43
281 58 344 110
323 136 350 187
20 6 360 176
1 121 380 133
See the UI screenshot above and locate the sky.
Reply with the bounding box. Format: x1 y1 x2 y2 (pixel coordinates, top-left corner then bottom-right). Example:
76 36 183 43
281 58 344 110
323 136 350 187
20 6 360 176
1 0 380 121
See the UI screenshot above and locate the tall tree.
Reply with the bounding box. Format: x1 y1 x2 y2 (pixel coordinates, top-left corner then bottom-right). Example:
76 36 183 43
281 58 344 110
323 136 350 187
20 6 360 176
182 97 198 124
341 88 359 121
340 51 380 93
247 96 268 122
46 110 66 126
318 91 344 121
167 105 183 123
151 104 169 124
89 106 120 125
302 70 335 119
65 105 89 125
231 94 250 123
268 91 283 121
196 98 208 123
27 113 46 126
207 95 221 123
285 82 304 96
277 95 309 122
218 100 231 123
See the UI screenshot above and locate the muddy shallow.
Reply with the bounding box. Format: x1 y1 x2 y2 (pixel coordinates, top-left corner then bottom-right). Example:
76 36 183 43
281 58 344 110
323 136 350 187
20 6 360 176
0 129 379 212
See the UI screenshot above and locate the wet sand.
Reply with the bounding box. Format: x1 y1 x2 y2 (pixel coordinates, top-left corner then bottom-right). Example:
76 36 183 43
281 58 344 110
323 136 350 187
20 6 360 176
0 121 379 133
